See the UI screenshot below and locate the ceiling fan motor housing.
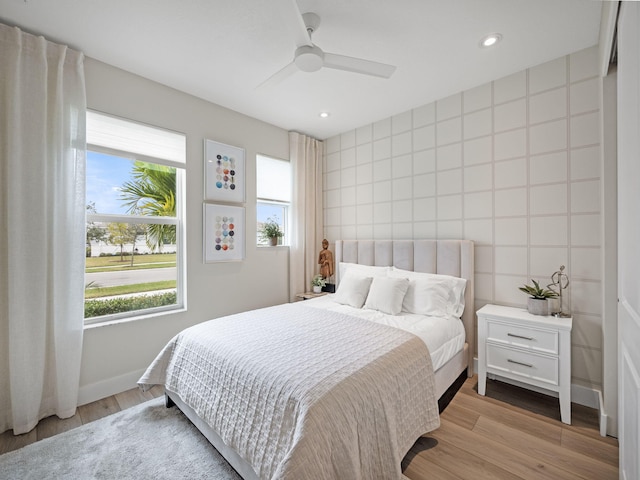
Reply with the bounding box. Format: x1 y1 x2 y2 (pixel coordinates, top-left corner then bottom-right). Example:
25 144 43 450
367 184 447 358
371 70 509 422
294 45 324 72
257 8 395 87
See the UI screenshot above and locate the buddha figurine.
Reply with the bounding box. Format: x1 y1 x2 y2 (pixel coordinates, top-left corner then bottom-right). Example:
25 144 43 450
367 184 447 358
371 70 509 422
318 239 334 280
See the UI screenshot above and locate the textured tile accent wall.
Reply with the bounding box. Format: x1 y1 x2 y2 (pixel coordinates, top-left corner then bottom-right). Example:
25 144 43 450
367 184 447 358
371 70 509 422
323 47 603 389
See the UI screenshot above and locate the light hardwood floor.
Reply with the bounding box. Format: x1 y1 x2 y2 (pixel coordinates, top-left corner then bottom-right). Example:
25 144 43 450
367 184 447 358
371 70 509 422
0 377 618 479
404 377 619 479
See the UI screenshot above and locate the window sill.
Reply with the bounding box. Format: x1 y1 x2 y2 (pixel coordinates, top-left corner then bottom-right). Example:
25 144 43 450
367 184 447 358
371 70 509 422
84 306 186 330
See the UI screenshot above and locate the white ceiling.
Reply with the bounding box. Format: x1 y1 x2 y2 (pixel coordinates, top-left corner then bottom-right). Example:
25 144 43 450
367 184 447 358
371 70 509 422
0 0 603 139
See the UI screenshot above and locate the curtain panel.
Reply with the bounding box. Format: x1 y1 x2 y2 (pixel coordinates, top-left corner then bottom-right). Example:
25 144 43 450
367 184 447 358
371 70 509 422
0 24 86 435
289 132 324 301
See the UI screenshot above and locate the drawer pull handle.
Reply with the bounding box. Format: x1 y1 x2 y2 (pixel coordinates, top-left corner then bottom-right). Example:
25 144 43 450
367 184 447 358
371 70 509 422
508 359 533 368
507 333 534 341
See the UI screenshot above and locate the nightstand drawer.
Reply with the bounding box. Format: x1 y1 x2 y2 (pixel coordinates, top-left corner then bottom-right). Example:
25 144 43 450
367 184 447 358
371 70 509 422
487 320 558 355
486 344 559 386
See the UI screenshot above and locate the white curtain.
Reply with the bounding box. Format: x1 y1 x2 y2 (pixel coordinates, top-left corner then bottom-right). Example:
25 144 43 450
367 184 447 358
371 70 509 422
0 24 86 435
289 132 324 301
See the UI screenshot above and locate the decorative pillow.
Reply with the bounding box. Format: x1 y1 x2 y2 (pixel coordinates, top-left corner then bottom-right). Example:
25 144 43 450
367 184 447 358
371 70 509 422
389 267 467 317
364 276 410 315
333 271 373 308
338 262 390 280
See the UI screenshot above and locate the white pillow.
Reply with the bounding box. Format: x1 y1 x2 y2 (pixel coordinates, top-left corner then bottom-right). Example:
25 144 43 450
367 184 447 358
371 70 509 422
364 277 410 315
339 262 390 280
402 277 453 317
448 277 467 317
333 271 373 308
389 267 467 317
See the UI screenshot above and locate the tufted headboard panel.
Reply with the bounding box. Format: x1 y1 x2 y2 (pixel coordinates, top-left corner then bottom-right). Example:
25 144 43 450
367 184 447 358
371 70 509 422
335 239 475 376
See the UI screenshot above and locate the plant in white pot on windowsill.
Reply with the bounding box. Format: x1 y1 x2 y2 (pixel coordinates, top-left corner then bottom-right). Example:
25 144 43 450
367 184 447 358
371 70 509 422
311 274 326 293
519 280 558 316
259 216 283 246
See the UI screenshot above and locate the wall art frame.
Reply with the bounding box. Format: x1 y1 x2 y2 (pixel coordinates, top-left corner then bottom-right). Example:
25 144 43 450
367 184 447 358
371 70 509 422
203 203 245 263
204 139 245 203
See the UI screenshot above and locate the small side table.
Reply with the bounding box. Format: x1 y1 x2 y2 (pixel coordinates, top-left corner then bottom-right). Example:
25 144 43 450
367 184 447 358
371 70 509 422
295 291 329 301
477 304 573 424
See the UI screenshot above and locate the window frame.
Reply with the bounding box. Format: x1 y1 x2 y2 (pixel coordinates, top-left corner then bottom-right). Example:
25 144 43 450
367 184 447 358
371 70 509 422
256 200 290 247
84 116 186 326
256 154 291 247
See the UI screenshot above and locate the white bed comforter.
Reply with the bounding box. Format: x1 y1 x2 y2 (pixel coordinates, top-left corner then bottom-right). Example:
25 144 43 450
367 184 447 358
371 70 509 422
301 294 465 372
138 303 439 480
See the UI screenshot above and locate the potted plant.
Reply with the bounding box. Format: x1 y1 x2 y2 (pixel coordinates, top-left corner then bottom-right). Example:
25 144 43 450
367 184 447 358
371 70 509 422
519 280 558 316
311 274 326 293
259 216 283 246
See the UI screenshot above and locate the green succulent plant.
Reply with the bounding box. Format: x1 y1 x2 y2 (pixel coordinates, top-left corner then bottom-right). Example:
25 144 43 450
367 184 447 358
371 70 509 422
519 279 559 299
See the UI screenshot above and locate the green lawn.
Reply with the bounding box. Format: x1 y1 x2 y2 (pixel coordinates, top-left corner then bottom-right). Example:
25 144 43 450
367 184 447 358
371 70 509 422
86 253 176 273
84 280 176 299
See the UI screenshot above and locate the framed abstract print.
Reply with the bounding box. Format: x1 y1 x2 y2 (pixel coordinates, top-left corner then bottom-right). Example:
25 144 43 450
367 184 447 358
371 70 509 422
203 203 245 262
204 139 245 203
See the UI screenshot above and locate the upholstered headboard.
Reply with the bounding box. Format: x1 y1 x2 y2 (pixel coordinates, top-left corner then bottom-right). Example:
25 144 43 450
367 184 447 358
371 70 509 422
335 239 475 376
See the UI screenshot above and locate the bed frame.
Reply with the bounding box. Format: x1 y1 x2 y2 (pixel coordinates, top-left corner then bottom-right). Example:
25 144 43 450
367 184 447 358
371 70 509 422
168 239 474 480
335 239 475 397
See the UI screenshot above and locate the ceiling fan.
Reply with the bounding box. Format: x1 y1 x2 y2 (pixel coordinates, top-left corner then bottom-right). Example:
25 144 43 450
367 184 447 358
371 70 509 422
258 0 397 88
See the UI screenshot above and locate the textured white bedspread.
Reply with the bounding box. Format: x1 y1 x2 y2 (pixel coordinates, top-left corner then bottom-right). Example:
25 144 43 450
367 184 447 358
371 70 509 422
301 294 465 372
138 303 439 480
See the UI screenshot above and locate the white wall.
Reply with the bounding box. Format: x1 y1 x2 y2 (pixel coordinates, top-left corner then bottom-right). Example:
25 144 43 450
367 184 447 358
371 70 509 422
323 46 605 393
79 58 290 404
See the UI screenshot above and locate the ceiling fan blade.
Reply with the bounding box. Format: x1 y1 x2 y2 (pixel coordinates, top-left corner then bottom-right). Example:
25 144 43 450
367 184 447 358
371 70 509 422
276 0 312 47
323 52 396 79
256 61 298 90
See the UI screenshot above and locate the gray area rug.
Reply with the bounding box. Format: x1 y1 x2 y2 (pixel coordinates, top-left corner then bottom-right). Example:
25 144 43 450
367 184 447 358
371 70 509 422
0 397 242 479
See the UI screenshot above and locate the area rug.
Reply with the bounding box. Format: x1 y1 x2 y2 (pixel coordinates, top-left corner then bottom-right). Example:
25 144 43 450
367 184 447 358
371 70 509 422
0 397 241 480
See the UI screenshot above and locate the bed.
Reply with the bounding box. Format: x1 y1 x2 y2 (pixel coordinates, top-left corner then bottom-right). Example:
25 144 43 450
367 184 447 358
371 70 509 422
138 239 474 480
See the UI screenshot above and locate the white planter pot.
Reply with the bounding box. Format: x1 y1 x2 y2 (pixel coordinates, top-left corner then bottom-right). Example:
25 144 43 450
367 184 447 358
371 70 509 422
312 285 322 293
527 298 549 316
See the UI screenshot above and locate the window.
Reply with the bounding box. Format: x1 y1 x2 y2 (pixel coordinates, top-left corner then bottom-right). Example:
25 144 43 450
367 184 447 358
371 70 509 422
256 155 291 246
84 111 186 324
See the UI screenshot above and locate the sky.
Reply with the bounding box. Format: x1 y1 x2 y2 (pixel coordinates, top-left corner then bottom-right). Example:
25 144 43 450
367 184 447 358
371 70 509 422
257 204 285 224
87 150 287 225
86 151 135 215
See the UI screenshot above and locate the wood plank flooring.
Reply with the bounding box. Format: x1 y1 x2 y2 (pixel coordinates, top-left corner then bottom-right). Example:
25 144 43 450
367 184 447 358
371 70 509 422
403 377 618 480
0 377 618 480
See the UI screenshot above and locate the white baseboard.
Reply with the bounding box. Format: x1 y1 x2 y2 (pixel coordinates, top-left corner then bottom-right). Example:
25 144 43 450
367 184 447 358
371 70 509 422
572 382 600 409
598 390 607 437
77 369 147 406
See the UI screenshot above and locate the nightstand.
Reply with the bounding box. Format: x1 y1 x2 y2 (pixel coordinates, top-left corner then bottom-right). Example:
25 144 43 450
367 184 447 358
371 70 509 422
477 304 573 424
295 291 329 301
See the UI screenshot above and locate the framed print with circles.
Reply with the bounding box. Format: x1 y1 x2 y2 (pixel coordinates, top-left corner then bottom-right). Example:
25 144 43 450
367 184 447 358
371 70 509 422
203 203 245 262
204 139 245 203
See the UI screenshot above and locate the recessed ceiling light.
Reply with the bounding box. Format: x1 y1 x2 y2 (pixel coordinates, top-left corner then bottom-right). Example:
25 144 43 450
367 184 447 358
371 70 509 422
319 112 330 118
480 33 502 48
